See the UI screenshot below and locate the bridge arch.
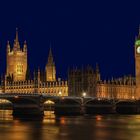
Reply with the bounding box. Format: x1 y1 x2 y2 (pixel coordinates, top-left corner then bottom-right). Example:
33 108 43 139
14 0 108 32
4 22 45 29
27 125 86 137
115 100 137 105
44 100 55 111
44 100 55 104
84 99 112 106
84 99 113 114
12 98 38 104
54 98 82 115
0 99 13 110
43 97 82 105
58 98 82 105
115 100 138 114
43 98 58 104
0 99 12 104
4 96 41 104
0 94 45 116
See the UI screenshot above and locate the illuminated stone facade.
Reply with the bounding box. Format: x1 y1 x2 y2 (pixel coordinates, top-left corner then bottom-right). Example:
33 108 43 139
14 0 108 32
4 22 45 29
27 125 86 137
68 29 140 99
6 29 27 81
1 29 68 96
1 28 140 99
1 79 68 96
96 76 135 99
68 66 136 99
68 65 101 97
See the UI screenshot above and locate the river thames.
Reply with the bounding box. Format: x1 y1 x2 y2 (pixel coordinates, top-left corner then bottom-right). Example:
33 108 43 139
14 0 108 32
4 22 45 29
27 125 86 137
0 110 140 140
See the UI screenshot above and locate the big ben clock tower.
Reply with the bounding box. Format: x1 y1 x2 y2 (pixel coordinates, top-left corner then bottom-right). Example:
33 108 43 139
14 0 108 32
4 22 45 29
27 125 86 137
135 31 140 99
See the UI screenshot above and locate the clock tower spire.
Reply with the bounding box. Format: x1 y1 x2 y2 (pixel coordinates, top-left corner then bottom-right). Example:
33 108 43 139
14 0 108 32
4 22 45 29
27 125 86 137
135 27 140 99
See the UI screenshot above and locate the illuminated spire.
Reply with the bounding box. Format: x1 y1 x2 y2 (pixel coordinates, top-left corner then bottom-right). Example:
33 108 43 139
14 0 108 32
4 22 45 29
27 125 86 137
49 47 52 57
13 28 20 51
48 44 53 63
96 63 99 73
23 40 27 52
7 40 10 53
37 67 40 82
46 43 56 81
15 28 19 42
7 40 10 46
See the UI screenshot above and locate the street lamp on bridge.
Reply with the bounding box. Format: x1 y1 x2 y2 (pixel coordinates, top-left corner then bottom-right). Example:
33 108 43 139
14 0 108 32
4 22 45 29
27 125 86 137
14 95 19 99
82 92 86 98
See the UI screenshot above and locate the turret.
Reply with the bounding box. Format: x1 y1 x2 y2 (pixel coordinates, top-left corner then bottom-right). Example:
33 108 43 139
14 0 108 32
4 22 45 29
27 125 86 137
13 28 20 52
37 67 40 82
6 41 10 53
23 40 27 53
33 70 36 81
95 63 101 81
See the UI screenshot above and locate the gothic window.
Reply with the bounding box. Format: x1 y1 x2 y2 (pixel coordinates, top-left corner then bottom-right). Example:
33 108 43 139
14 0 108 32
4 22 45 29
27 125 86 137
16 64 23 74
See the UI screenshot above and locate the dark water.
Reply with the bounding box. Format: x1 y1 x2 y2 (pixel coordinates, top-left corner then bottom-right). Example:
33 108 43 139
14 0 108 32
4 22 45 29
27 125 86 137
0 110 140 140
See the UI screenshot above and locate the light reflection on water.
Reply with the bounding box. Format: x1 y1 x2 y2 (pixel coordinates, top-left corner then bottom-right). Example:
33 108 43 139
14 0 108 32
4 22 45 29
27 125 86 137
0 110 140 140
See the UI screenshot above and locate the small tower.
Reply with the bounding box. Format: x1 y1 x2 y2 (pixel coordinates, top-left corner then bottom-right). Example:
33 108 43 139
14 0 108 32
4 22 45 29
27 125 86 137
135 27 140 99
37 67 41 92
37 67 41 82
45 47 56 81
95 63 101 81
13 28 20 52
23 40 27 53
6 41 10 53
6 28 27 81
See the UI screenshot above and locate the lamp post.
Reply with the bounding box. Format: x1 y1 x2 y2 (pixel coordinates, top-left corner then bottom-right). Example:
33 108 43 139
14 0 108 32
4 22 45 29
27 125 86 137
132 96 135 100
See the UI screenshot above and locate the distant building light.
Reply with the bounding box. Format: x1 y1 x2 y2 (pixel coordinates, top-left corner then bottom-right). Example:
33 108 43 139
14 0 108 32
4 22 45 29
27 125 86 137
59 91 62 96
62 97 65 100
14 95 19 99
96 115 102 121
132 96 135 99
82 92 86 97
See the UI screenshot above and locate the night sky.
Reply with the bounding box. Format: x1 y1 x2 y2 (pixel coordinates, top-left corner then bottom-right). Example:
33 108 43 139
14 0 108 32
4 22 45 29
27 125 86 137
0 0 140 80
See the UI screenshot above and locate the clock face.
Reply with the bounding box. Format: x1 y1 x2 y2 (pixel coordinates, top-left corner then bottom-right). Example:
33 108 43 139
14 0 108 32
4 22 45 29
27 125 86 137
135 40 140 46
137 46 140 53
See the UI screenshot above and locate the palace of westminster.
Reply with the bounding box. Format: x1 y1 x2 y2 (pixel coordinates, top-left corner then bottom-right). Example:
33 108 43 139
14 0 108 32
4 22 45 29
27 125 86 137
1 28 140 99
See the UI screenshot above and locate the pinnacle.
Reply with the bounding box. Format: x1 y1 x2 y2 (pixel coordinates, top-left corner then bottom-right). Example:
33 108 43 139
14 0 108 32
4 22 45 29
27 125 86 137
15 28 19 42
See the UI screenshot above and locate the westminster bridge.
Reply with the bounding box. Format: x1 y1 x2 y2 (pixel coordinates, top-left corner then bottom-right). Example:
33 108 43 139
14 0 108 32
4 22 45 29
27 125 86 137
0 93 139 116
